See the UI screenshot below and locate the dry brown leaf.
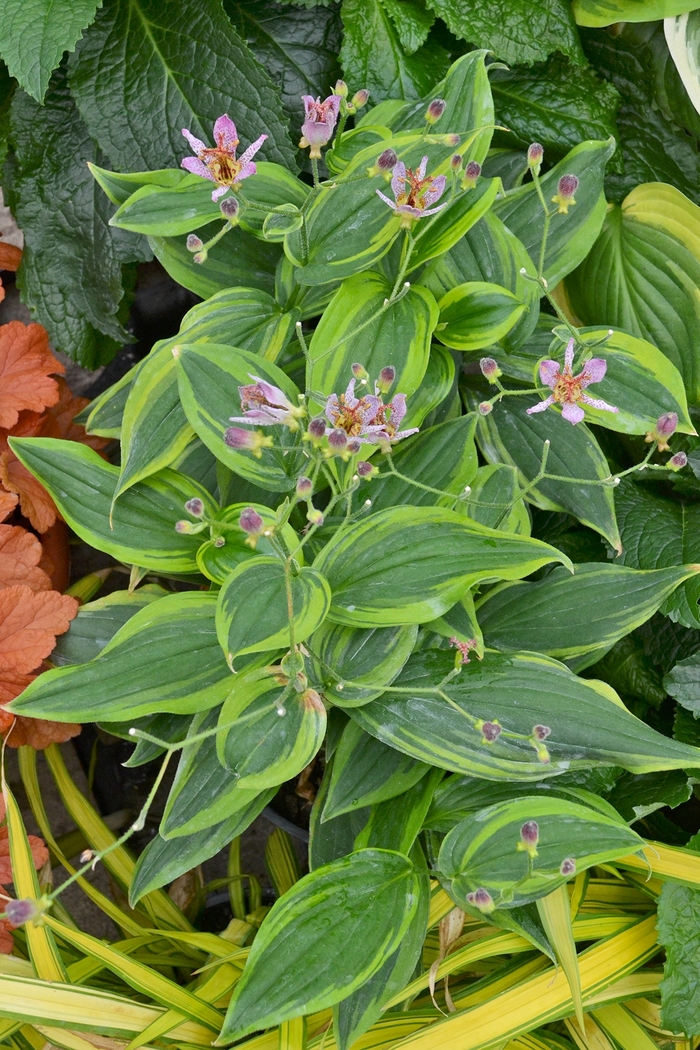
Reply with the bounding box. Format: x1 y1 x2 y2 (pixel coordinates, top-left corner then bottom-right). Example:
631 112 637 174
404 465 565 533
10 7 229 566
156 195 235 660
0 584 78 674
0 525 51 592
0 490 18 524
0 451 58 533
0 243 22 272
0 322 63 430
0 826 49 885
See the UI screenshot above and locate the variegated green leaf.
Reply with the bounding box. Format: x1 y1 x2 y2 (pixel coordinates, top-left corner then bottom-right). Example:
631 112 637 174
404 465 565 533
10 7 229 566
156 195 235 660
436 281 526 351
197 502 301 584
308 620 418 707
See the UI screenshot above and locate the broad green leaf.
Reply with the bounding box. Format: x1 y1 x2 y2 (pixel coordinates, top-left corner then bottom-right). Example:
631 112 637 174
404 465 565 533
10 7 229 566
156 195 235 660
351 648 700 778
565 183 700 402
355 415 478 514
51 586 166 666
88 163 189 205
216 558 331 664
149 227 280 299
460 464 531 534
197 502 301 585
120 712 192 767
314 505 571 627
69 0 295 171
657 881 700 1036
419 210 539 351
477 563 700 659
666 11 700 123
307 271 437 410
436 281 526 352
161 708 275 837
574 0 700 27
221 849 420 1040
0 0 100 101
323 720 429 820
406 178 501 272
309 621 418 707
9 438 213 572
355 769 442 853
325 125 393 176
665 654 700 716
402 342 456 429
83 363 138 438
10 593 233 723
309 760 371 869
175 342 306 492
438 797 643 910
472 390 621 552
426 0 584 66
607 769 692 822
427 588 485 656
216 667 326 789
494 138 616 286
339 0 449 105
615 478 700 629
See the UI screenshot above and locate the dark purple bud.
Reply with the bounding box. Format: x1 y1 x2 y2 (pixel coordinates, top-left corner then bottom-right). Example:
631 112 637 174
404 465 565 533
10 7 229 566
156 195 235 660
220 197 239 220
480 357 501 381
481 721 501 742
352 362 369 379
533 724 551 741
5 898 41 926
377 148 398 171
669 451 688 470
357 460 374 477
185 497 204 517
443 133 460 146
450 153 463 171
478 401 493 416
347 437 362 454
520 820 539 849
307 416 327 440
351 89 370 108
225 426 253 450
377 365 396 394
186 234 203 253
426 98 446 124
560 858 576 877
328 428 348 451
557 174 579 200
296 476 313 497
239 507 264 535
527 143 544 168
466 887 494 913
462 161 481 188
656 412 678 438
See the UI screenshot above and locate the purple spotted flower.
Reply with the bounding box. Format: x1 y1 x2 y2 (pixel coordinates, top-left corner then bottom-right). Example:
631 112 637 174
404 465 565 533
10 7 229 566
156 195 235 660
181 114 267 202
300 94 342 158
229 376 305 430
376 157 448 229
526 338 618 425
325 378 418 446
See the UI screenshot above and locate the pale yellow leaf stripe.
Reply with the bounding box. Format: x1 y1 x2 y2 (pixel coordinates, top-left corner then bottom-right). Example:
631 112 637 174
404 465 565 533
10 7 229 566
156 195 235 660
616 841 700 886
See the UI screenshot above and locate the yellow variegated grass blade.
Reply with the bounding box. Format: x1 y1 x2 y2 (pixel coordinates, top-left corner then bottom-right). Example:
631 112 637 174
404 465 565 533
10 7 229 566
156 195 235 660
591 1003 661 1049
279 1017 307 1050
2 782 67 983
615 841 700 887
428 883 454 928
536 884 584 1031
565 1014 615 1050
266 829 302 898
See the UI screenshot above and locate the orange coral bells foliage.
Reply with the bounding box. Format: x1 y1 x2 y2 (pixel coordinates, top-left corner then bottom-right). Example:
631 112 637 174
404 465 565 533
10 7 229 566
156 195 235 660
0 241 22 308
0 826 48 885
0 525 51 591
0 491 18 524
0 585 78 674
0 321 63 430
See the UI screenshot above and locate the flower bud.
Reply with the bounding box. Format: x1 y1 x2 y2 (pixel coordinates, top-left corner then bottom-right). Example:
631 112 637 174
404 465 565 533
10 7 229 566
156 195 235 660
552 174 579 214
80 849 95 864
239 507 264 537
328 428 348 452
185 497 204 517
224 426 273 458
668 451 688 470
186 234 203 253
481 720 502 743
347 437 362 454
175 520 194 533
351 88 369 109
357 460 376 478
193 250 207 265
307 507 324 526
478 401 493 416
334 80 348 98
518 820 539 857
461 160 481 189
480 357 501 382
450 153 463 172
307 416 327 442
296 476 313 498
656 412 678 438
377 147 398 171
527 142 544 170
214 536 226 547
426 98 446 124
220 196 239 222
533 724 551 741
377 365 396 394
443 133 460 146
560 858 576 877
466 887 494 914
5 898 42 926
352 362 369 379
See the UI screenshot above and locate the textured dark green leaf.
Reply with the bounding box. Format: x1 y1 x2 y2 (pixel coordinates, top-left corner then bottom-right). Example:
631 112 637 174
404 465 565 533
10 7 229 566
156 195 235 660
224 0 342 124
606 770 691 823
665 654 700 716
69 0 295 172
0 0 100 101
586 633 667 708
381 0 434 53
425 0 584 66
221 849 420 1039
658 882 700 1037
340 0 449 103
8 66 127 366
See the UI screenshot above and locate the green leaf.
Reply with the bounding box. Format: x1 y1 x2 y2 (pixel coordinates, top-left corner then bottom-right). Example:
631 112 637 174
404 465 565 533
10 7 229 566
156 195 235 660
436 281 526 352
198 502 301 585
51 586 166 666
382 0 434 52
494 138 616 286
307 271 437 410
665 654 700 716
149 227 280 300
407 179 501 273
574 0 700 27
68 0 295 171
308 621 418 707
0 0 100 101
404 342 456 429
354 769 442 853
220 848 420 1040
8 66 127 366
657 881 700 1037
425 0 584 66
339 0 449 104
216 668 326 788
477 563 700 660
175 342 306 492
263 204 304 240
351 647 700 778
9 437 212 572
83 364 138 439
216 558 331 664
323 720 429 819
313 505 571 627
438 796 643 910
460 464 530 534
606 770 691 823
9 593 234 723
565 184 700 403
615 479 700 629
472 389 621 552
586 632 667 707
355 415 478 514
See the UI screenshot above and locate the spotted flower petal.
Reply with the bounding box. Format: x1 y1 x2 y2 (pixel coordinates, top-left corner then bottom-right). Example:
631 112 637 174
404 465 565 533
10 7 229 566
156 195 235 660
213 114 238 150
561 402 585 424
539 360 560 389
580 357 607 386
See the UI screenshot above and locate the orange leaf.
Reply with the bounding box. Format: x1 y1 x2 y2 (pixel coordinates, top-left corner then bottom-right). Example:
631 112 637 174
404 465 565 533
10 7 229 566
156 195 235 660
0 826 48 885
0 670 35 710
4 717 81 750
0 525 51 592
0 585 78 674
0 321 63 430
0 490 18 524
0 450 58 533
0 243 22 272
0 919 15 954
